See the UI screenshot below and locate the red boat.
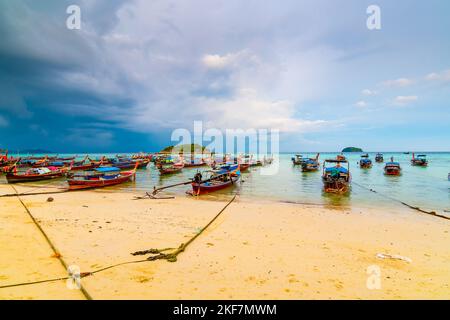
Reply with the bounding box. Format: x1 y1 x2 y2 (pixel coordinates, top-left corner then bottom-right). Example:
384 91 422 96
384 157 401 176
189 164 240 196
70 162 100 171
5 166 68 183
411 153 428 167
67 166 137 190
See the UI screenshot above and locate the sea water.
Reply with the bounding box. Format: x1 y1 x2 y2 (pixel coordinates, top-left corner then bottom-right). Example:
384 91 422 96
3 152 450 216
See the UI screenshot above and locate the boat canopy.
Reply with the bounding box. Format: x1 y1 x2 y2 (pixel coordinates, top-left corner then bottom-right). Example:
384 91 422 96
325 159 348 163
215 164 240 175
386 162 400 166
49 161 64 166
95 167 120 172
37 168 51 174
325 167 348 174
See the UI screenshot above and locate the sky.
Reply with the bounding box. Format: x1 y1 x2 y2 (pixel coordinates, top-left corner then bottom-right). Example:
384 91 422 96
0 0 449 153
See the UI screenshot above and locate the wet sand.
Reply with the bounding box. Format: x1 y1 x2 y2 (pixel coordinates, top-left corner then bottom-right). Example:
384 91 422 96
0 183 449 299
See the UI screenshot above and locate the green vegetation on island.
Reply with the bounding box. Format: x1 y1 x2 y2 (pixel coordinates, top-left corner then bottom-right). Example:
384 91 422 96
160 143 209 154
341 147 363 153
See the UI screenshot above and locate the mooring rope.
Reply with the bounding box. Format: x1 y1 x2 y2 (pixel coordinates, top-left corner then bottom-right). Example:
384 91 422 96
0 190 239 291
131 192 239 261
4 185 93 299
0 189 71 198
352 181 450 221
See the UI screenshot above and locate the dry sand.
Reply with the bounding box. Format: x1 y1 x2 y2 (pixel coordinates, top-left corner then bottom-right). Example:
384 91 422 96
0 183 449 300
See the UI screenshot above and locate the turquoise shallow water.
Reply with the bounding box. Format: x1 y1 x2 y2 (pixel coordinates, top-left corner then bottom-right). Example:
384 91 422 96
3 152 450 216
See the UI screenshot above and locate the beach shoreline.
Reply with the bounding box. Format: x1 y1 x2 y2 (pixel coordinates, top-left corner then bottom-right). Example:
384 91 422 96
0 184 449 300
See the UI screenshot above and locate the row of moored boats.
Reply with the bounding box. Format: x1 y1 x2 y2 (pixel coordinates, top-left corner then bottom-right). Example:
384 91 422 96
292 152 432 194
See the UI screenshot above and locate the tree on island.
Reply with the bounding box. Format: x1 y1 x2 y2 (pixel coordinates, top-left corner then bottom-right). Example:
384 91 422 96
160 143 210 155
341 147 363 152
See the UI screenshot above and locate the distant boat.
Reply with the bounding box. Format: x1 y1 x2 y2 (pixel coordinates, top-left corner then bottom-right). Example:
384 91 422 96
411 153 428 167
375 153 384 163
322 159 351 193
384 157 401 176
291 154 304 165
301 153 320 172
359 154 373 169
403 152 410 154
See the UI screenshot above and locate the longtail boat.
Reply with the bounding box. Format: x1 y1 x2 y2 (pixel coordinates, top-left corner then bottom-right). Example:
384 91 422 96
6 166 68 183
189 164 240 196
384 157 401 175
292 154 304 165
67 165 137 190
322 159 351 193
183 159 207 168
359 154 372 169
159 162 184 175
69 157 101 171
411 153 428 167
375 153 384 163
108 158 150 170
301 153 320 172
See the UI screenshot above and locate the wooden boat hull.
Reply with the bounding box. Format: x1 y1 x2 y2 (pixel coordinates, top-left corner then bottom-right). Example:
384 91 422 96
384 169 401 176
6 171 66 183
302 161 320 172
322 179 350 193
184 162 207 168
159 165 183 175
70 163 100 171
68 172 135 190
302 166 319 172
411 161 428 167
191 175 239 195
113 161 149 170
240 164 250 172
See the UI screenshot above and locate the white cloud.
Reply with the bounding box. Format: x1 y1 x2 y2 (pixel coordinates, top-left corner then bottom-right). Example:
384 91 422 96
202 51 257 70
392 95 418 106
355 100 367 108
382 78 414 87
194 89 329 133
362 89 377 96
425 69 450 82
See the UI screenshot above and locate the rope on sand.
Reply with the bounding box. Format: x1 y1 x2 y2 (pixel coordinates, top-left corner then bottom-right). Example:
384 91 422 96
131 192 238 262
352 181 450 221
0 190 239 290
0 189 70 198
3 185 93 300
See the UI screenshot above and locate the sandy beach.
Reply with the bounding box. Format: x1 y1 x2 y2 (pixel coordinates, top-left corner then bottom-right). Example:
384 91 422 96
0 183 449 300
